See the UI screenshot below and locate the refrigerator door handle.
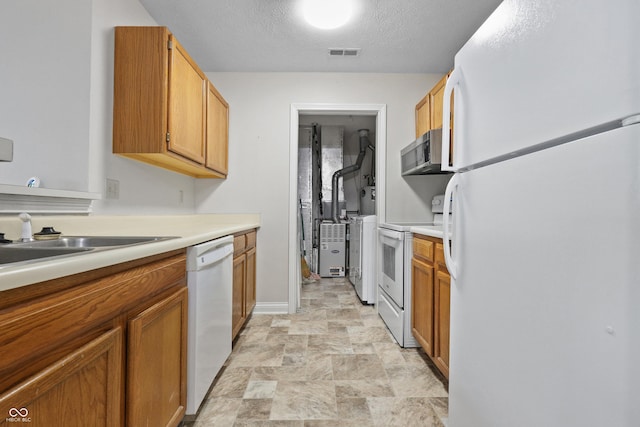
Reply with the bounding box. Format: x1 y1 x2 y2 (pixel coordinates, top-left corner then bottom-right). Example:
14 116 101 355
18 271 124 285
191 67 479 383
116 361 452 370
442 67 462 172
443 173 459 279
358 222 364 280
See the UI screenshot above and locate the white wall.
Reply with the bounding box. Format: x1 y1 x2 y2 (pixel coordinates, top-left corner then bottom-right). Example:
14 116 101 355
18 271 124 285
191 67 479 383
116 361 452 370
1 2 451 307
0 0 198 214
196 72 447 305
89 0 197 214
0 0 92 191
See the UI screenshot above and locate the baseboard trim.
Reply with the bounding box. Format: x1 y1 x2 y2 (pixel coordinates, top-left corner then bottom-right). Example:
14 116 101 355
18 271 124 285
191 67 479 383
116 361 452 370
253 302 289 314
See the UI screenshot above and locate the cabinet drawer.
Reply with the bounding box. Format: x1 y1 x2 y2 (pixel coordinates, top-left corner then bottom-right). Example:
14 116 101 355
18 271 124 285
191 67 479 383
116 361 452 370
0 328 123 426
413 236 434 263
233 235 246 256
245 230 256 249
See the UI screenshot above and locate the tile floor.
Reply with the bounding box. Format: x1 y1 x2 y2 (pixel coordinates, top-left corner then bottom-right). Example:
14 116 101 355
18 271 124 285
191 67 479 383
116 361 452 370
190 277 448 427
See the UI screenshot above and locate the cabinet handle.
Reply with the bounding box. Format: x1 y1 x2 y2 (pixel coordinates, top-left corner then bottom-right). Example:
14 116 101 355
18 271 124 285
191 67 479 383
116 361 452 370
443 174 459 279
441 67 462 172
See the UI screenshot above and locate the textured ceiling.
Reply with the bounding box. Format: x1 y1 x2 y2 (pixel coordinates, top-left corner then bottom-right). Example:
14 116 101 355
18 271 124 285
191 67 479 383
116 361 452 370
138 0 502 73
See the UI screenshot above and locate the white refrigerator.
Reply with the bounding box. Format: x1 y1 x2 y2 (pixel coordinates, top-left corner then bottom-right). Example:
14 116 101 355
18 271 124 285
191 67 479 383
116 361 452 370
440 1 640 426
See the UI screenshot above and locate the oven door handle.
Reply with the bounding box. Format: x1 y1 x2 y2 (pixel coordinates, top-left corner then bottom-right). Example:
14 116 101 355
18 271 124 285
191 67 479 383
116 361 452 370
378 228 403 241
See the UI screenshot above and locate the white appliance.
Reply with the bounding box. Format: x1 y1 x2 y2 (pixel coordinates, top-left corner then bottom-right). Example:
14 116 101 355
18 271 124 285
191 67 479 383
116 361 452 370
431 194 449 224
400 129 444 175
360 186 375 215
377 223 432 348
319 222 346 277
441 1 640 426
185 236 234 416
348 215 376 304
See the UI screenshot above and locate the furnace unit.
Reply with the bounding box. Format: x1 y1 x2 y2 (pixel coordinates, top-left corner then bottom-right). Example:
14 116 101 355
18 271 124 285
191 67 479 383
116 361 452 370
318 222 346 277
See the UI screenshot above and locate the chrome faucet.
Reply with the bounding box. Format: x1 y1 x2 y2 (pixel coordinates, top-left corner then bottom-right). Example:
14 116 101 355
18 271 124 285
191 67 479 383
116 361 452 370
18 212 34 242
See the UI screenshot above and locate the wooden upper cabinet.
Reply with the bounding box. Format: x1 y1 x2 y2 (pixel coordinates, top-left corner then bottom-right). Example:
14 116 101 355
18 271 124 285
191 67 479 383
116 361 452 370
415 94 431 138
113 26 227 178
414 72 451 137
206 81 229 176
167 35 206 164
429 75 447 131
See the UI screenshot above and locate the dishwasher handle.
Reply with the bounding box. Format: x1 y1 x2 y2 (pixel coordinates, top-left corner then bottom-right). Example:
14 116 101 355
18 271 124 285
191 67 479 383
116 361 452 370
193 244 233 270
187 235 234 271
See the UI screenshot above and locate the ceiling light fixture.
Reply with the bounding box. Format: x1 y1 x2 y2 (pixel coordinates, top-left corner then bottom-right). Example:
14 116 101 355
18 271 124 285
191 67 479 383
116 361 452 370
302 0 354 30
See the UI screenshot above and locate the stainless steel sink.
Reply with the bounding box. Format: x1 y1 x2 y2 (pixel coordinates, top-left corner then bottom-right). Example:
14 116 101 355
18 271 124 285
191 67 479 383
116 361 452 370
0 246 93 265
10 236 174 249
0 236 178 266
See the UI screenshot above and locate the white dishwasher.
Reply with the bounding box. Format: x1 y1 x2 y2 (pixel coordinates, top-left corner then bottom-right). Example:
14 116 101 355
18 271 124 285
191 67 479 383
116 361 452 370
185 235 234 416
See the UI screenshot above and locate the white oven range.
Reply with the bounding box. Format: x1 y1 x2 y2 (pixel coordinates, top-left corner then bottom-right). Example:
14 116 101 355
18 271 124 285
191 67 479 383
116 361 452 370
377 222 439 348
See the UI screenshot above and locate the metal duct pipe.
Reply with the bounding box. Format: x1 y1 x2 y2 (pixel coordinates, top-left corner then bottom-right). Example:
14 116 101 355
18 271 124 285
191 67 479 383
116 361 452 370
332 129 371 223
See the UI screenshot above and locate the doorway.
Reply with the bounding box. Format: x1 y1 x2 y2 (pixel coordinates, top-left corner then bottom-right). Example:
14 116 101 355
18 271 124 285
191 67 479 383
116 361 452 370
288 103 387 313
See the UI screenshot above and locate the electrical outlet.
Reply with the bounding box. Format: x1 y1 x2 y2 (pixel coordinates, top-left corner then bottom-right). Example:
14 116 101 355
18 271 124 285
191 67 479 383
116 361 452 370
106 178 120 200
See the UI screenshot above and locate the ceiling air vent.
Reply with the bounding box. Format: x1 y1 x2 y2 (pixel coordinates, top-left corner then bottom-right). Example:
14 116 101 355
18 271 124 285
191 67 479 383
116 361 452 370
328 48 360 57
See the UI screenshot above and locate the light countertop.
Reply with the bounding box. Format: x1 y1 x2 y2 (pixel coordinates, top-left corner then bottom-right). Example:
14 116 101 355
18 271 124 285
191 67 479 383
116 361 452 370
410 224 445 239
0 214 260 292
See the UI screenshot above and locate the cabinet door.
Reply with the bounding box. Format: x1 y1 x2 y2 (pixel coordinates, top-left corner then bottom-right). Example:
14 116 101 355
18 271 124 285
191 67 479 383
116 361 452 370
411 257 434 356
245 246 256 315
113 26 169 156
430 75 447 130
0 328 122 427
167 35 206 164
127 287 187 427
415 94 430 137
232 254 247 339
206 81 229 176
434 268 450 379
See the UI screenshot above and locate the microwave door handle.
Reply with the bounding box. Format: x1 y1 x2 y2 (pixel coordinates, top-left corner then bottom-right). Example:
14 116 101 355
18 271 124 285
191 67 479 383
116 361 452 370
443 174 459 279
442 67 462 172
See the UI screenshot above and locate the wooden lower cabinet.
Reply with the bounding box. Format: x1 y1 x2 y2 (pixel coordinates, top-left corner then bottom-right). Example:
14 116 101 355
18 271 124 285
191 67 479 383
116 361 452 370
232 229 257 340
0 328 122 426
245 246 256 314
127 287 187 427
0 251 187 427
411 234 451 379
232 253 247 338
434 267 451 377
412 256 435 356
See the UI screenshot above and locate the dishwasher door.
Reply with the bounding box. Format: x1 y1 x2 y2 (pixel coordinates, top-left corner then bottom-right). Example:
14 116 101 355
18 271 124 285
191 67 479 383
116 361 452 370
185 235 234 416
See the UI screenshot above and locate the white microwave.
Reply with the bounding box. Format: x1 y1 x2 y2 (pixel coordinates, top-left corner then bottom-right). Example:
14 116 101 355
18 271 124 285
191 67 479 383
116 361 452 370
401 129 444 175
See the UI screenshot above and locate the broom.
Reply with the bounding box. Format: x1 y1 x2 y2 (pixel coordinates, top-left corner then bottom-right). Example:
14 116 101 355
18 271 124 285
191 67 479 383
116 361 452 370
299 199 311 279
